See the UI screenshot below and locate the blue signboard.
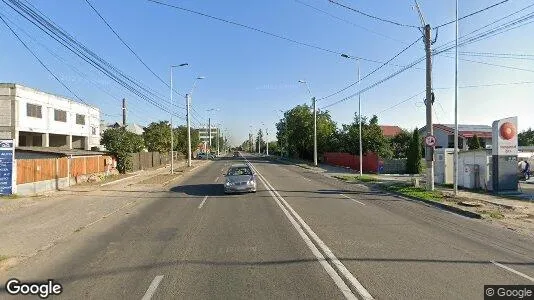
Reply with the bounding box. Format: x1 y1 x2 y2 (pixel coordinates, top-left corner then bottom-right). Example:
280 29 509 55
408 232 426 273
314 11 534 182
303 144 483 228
0 139 14 195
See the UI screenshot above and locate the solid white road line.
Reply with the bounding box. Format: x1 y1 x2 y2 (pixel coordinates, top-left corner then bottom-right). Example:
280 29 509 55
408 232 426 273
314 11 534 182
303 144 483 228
491 261 534 282
340 194 365 206
245 159 373 300
141 275 164 300
215 176 219 182
198 196 208 209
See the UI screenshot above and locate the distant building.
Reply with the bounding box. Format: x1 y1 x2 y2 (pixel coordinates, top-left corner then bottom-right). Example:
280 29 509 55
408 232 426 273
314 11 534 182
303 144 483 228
199 126 218 143
379 125 403 138
419 124 492 150
0 83 100 150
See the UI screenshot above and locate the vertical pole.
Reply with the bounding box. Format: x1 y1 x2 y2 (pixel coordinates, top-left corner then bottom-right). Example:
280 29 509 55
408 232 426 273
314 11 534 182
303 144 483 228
258 130 261 154
313 97 317 166
424 24 434 191
453 0 459 196
208 117 211 158
186 93 192 167
216 127 220 156
358 61 363 177
170 67 174 174
122 98 126 126
266 128 269 156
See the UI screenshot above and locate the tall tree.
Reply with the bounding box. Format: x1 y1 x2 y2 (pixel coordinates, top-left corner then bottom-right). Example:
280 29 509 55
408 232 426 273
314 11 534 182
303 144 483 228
101 127 144 173
143 121 172 153
390 129 412 158
406 128 422 174
173 126 200 155
519 128 534 146
467 134 482 150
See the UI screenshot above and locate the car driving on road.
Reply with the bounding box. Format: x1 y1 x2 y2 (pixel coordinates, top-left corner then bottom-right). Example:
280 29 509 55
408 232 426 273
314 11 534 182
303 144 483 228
224 164 257 194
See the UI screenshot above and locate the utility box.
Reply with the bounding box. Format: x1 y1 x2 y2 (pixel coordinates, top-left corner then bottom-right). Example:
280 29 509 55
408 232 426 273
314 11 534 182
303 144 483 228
434 148 454 184
463 164 480 189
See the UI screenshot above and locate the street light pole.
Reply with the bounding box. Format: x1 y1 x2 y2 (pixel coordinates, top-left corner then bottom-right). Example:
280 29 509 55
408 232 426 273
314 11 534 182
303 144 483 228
341 54 363 177
186 76 204 168
298 80 317 166
169 63 188 174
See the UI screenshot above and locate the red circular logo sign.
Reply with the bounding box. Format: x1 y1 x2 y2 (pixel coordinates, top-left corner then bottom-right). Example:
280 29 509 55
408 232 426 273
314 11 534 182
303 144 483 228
499 122 516 140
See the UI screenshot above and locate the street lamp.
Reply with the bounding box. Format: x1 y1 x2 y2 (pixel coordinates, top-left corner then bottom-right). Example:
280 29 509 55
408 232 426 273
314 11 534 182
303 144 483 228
170 63 188 174
341 53 363 177
206 108 219 156
186 76 205 167
298 80 317 167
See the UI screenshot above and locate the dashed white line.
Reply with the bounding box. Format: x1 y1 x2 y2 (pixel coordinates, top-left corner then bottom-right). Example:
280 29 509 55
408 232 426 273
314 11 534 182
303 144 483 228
491 261 534 282
141 275 164 300
340 194 365 206
198 196 208 209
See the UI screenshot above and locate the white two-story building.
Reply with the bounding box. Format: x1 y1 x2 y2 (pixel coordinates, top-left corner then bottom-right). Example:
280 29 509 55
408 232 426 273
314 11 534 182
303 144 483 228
0 83 101 150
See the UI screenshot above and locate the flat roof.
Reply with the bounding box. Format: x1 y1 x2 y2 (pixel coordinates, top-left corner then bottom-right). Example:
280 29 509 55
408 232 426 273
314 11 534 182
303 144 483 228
1 83 100 111
16 146 108 156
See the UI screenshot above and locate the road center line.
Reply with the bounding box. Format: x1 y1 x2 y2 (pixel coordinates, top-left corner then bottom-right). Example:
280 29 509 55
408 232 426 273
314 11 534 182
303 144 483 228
198 196 208 209
491 261 534 282
340 194 365 206
141 275 164 300
245 158 373 300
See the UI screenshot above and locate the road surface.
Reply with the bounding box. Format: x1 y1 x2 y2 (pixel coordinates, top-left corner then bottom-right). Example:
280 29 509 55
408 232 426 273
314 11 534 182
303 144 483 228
1 154 533 299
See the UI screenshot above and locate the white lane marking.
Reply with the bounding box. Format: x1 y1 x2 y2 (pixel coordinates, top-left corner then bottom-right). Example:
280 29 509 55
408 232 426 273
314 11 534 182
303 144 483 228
141 275 164 300
491 261 534 282
215 176 219 182
246 160 373 300
198 196 208 209
340 194 365 206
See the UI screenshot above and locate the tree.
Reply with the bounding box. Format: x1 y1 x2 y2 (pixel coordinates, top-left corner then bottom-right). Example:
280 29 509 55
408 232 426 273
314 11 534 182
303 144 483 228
406 128 422 174
339 114 392 159
173 126 200 155
143 121 172 153
101 127 144 173
467 134 482 150
390 129 411 158
519 128 534 146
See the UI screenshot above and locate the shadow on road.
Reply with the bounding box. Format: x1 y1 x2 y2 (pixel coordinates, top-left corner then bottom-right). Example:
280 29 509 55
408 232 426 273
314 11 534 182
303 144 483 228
170 183 224 196
21 257 533 286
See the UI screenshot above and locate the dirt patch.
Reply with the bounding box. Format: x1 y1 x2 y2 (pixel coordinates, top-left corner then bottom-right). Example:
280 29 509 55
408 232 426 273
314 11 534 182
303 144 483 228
137 173 183 185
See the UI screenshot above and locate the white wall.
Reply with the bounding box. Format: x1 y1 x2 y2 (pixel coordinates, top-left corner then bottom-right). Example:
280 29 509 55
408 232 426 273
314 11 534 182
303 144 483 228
458 150 492 190
11 85 100 149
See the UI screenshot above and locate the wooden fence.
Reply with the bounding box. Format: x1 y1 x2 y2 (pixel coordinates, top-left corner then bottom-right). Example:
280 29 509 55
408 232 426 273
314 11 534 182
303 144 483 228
130 152 183 171
16 155 113 184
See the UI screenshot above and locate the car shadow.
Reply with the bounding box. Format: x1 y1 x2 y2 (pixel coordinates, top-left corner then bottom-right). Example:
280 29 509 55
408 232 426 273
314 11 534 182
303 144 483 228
170 184 224 196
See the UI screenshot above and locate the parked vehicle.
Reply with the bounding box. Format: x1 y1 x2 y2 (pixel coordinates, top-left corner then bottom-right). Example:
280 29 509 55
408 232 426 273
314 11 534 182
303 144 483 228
197 153 207 159
224 164 257 194
233 151 240 157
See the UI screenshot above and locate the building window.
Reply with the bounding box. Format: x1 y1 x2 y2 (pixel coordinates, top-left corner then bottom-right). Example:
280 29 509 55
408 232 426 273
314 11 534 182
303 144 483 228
76 114 85 125
91 127 97 135
26 103 42 118
54 109 67 122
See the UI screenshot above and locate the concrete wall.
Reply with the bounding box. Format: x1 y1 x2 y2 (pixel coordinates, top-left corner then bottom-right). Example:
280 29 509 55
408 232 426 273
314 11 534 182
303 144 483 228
16 177 70 196
0 85 15 139
381 158 407 174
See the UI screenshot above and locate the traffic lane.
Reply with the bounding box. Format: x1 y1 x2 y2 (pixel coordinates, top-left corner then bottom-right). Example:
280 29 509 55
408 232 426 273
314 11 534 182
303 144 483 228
0 159 225 299
252 159 534 299
154 162 345 299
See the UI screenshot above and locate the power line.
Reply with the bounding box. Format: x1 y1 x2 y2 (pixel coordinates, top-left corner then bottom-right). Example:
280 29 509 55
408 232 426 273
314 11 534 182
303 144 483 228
0 14 88 105
146 0 393 65
328 0 419 29
443 54 534 73
292 0 404 43
318 36 422 101
3 0 186 120
83 0 185 99
376 91 425 115
435 0 511 29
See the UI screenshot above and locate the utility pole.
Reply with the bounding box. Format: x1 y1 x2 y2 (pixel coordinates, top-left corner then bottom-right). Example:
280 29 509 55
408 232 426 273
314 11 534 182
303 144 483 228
186 94 192 167
424 24 434 190
170 68 174 174
266 128 269 156
122 98 126 126
415 1 434 191
208 118 211 152
216 127 220 156
258 130 261 154
313 97 317 166
453 0 459 196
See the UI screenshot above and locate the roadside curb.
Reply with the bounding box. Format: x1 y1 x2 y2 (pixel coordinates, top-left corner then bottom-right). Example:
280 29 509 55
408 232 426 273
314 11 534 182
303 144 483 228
100 172 145 187
378 186 483 219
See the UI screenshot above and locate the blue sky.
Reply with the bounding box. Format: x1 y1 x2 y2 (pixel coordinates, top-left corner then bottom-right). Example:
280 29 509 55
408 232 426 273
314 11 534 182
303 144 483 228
1 0 533 145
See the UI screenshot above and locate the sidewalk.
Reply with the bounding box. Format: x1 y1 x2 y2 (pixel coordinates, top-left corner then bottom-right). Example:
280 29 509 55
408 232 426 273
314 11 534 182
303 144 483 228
0 159 210 271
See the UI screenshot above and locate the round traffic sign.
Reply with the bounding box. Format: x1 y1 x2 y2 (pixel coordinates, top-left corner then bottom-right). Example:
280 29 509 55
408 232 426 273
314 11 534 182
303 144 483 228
425 135 436 147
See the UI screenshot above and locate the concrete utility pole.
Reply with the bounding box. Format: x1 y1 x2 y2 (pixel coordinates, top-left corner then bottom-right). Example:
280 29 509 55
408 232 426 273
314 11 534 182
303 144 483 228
453 0 459 196
424 24 434 191
208 118 211 150
186 93 192 167
266 128 269 156
170 68 174 174
313 96 317 166
258 130 261 154
122 98 126 126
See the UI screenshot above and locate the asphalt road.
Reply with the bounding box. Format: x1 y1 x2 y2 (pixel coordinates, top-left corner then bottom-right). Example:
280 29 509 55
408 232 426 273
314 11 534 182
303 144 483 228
1 153 534 299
